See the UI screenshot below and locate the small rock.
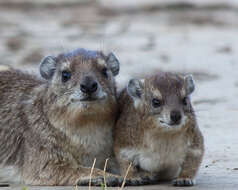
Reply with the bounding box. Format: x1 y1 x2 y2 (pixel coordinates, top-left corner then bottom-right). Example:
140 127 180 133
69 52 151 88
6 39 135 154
6 36 25 52
160 54 170 64
216 45 232 54
212 160 217 164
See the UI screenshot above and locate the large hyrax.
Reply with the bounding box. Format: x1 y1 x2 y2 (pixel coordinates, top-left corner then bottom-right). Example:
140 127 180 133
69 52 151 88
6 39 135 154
0 48 121 186
114 72 204 186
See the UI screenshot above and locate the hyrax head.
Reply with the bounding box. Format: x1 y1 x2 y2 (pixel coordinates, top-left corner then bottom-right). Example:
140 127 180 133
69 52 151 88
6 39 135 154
39 48 120 119
127 72 195 131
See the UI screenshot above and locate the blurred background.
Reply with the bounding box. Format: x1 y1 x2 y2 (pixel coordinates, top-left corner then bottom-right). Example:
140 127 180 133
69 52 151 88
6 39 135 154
0 0 238 189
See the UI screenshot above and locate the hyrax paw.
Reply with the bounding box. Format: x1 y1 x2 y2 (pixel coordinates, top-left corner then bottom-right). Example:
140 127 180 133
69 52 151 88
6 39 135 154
172 178 195 186
77 175 157 187
77 176 123 187
124 178 146 186
103 176 150 187
77 176 104 186
124 176 158 186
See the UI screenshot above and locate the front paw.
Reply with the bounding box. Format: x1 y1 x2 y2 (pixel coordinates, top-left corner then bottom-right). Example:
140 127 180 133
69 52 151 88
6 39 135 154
77 176 103 186
125 175 158 186
172 178 195 186
77 176 123 187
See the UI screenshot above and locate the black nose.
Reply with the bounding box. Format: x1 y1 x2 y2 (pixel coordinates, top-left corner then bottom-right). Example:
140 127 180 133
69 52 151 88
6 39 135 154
170 110 182 124
80 76 98 94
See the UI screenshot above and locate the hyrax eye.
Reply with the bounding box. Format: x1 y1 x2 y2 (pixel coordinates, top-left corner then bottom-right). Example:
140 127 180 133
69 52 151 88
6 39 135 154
62 71 71 82
102 67 108 78
152 98 162 108
183 97 188 106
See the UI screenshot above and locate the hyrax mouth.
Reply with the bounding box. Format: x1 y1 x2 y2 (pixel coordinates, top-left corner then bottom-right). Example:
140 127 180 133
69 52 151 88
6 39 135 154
79 95 106 102
159 120 182 126
159 116 187 129
71 92 107 103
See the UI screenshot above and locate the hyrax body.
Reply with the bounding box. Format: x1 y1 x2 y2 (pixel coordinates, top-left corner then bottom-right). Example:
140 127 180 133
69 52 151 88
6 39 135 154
114 72 204 186
0 48 121 186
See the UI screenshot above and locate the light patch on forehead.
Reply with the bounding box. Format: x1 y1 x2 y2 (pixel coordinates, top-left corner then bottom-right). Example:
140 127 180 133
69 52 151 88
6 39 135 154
97 58 106 67
145 79 162 99
61 60 71 70
151 88 162 99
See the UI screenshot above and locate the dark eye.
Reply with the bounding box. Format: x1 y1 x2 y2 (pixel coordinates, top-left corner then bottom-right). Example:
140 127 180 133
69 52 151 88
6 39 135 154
62 71 71 82
183 97 188 106
152 98 162 108
102 67 108 78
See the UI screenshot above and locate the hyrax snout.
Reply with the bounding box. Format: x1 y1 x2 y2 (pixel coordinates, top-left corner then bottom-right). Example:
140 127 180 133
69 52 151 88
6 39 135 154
115 72 204 186
0 48 125 186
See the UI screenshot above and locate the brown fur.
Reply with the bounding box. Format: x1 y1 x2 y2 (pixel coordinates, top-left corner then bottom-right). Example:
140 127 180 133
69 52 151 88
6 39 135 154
114 72 204 186
0 51 121 186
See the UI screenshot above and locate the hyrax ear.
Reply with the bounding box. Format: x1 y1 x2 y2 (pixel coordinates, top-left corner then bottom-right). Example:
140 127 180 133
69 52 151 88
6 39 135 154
106 52 120 76
184 75 195 95
40 56 57 80
127 79 144 100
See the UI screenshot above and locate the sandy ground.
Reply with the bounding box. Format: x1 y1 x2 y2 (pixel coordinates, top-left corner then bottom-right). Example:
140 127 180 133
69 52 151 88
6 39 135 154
0 1 238 189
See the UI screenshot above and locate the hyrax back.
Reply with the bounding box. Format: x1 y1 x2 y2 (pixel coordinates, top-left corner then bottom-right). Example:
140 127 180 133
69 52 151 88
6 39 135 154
0 48 122 186
114 72 204 186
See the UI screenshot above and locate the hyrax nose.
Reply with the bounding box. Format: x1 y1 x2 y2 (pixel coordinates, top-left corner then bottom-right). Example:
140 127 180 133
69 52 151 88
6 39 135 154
80 76 98 94
170 110 182 124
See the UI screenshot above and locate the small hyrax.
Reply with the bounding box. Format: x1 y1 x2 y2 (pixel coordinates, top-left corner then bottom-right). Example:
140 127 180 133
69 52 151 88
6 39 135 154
0 48 122 186
114 72 204 186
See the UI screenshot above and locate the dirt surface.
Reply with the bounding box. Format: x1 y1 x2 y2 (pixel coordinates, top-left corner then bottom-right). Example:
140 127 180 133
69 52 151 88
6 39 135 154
0 1 238 189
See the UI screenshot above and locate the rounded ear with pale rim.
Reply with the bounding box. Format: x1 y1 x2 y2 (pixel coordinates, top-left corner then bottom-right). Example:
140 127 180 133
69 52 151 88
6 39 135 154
127 79 144 99
40 56 57 80
184 75 195 95
106 52 120 76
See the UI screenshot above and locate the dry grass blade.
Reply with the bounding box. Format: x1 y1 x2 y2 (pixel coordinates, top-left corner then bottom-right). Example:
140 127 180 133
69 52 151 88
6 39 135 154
103 158 109 190
89 158 97 190
119 162 132 190
74 184 78 190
